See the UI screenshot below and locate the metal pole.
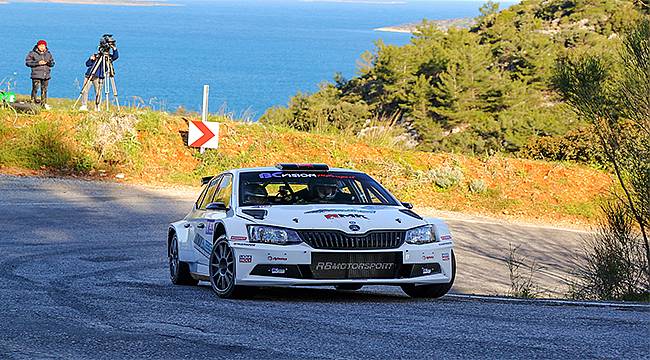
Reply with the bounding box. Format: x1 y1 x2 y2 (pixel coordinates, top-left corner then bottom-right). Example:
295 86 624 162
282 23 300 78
200 85 209 154
202 85 209 122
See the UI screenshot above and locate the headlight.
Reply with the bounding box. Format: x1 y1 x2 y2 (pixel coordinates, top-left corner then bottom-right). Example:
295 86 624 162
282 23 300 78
247 225 302 245
405 225 437 245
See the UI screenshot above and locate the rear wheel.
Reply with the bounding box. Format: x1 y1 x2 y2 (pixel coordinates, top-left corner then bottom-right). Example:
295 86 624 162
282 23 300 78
209 236 251 298
335 284 363 291
401 251 456 299
169 233 198 286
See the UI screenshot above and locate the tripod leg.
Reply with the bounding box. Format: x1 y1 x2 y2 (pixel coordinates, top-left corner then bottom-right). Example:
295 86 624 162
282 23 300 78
109 75 120 110
104 59 110 112
74 56 103 108
95 79 103 110
74 76 92 108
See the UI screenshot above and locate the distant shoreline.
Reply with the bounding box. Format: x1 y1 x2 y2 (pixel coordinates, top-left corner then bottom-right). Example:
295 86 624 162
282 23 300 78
302 0 406 4
375 17 476 34
6 0 178 6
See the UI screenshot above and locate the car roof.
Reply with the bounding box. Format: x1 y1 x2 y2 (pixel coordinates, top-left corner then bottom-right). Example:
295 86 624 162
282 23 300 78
227 166 365 174
201 166 367 185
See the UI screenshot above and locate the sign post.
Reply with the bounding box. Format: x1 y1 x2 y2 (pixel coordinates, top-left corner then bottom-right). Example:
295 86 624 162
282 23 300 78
194 85 211 154
202 85 209 122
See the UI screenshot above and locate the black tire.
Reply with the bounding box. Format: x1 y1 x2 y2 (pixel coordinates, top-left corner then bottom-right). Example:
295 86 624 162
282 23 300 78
401 250 456 299
335 284 364 291
209 236 251 299
169 233 199 286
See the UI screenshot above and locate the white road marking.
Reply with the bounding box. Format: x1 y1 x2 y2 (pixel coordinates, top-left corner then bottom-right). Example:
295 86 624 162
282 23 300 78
447 293 650 309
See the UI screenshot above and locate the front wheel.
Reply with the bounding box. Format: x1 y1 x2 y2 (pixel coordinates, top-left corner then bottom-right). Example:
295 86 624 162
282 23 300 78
209 236 250 298
169 233 198 286
401 250 456 299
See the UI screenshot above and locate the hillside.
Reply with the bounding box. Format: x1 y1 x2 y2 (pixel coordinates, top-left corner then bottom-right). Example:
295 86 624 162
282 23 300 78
262 0 647 158
0 101 612 226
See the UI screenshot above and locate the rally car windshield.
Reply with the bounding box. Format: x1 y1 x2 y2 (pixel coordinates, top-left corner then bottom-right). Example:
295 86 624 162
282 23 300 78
239 171 400 206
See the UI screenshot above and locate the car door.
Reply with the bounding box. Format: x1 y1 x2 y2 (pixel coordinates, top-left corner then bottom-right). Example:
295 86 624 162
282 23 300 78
190 175 222 264
199 174 234 247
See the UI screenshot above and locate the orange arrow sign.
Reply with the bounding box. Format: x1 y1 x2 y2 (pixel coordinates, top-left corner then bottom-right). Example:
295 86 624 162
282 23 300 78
189 120 216 148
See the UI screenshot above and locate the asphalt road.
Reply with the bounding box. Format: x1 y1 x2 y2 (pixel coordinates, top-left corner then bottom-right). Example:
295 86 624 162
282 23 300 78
1 175 648 359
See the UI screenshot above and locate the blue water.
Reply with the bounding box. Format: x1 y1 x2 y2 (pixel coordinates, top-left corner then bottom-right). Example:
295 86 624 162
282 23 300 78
0 0 508 116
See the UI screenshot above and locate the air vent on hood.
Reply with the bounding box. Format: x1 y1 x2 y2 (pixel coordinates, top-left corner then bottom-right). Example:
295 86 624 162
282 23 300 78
241 209 267 220
399 209 423 220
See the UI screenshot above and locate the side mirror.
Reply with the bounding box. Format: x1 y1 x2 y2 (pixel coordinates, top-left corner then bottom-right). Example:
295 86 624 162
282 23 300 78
401 202 413 209
206 202 228 211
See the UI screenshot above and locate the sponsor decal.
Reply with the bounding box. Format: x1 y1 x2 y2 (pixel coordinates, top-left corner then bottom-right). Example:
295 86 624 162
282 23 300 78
440 235 452 241
192 235 212 257
349 224 361 232
271 267 287 274
438 241 452 246
324 213 369 220
205 220 216 235
267 256 288 262
239 255 253 263
305 209 376 214
441 252 450 261
422 255 435 261
315 262 394 271
422 268 432 275
233 242 255 247
259 172 317 179
316 174 355 179
230 236 248 241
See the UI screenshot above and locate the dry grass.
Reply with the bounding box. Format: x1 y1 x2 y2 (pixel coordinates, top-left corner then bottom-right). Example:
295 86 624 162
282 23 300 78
0 107 613 226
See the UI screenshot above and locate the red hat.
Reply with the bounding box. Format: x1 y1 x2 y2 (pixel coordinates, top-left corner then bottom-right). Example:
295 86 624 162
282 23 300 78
37 40 47 47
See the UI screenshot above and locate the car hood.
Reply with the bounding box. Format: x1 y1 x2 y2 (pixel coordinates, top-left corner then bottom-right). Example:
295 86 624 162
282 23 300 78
237 204 428 232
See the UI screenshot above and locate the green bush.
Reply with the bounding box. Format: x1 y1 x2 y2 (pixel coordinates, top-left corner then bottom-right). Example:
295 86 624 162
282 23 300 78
468 178 488 193
417 165 465 189
569 202 648 300
519 127 606 165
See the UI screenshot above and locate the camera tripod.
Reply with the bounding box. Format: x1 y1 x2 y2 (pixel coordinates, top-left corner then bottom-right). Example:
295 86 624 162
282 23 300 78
74 51 120 111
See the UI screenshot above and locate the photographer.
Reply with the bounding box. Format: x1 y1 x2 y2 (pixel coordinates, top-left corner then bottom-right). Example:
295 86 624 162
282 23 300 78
79 38 118 111
25 39 55 110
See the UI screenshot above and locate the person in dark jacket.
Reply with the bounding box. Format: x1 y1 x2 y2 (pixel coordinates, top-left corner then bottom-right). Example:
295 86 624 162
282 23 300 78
79 47 119 111
25 40 55 109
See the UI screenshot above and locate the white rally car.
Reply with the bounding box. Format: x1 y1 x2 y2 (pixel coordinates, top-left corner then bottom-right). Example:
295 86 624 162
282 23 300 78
167 164 455 298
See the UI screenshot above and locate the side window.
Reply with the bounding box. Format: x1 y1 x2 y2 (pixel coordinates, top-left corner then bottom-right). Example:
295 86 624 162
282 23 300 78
213 174 233 208
195 184 209 209
199 176 222 210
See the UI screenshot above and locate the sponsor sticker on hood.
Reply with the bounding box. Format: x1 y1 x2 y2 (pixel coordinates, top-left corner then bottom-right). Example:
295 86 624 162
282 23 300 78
324 213 369 220
304 208 376 214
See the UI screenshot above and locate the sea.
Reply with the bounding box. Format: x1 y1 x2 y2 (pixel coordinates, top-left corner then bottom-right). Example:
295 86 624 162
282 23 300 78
0 0 513 117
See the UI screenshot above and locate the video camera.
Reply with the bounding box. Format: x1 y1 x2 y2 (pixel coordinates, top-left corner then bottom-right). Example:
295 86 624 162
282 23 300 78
98 34 117 53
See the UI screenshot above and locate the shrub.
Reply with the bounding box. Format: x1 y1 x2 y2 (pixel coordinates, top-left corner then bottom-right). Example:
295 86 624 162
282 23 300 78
24 121 75 169
505 243 543 298
518 127 606 165
418 165 464 189
77 113 139 163
468 178 487 194
569 202 648 300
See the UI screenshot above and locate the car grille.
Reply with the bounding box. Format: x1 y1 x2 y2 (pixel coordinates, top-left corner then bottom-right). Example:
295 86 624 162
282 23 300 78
310 252 402 279
298 230 406 250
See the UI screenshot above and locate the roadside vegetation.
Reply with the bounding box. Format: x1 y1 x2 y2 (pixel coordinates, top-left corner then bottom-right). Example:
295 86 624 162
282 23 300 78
261 0 645 164
556 18 650 300
505 244 544 298
0 98 611 226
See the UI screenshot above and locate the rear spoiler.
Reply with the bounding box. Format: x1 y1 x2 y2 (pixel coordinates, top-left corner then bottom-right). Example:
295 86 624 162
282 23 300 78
276 163 329 171
201 176 214 185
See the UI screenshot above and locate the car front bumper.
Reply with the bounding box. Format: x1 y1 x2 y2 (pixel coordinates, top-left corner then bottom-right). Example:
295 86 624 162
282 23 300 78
230 241 454 287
